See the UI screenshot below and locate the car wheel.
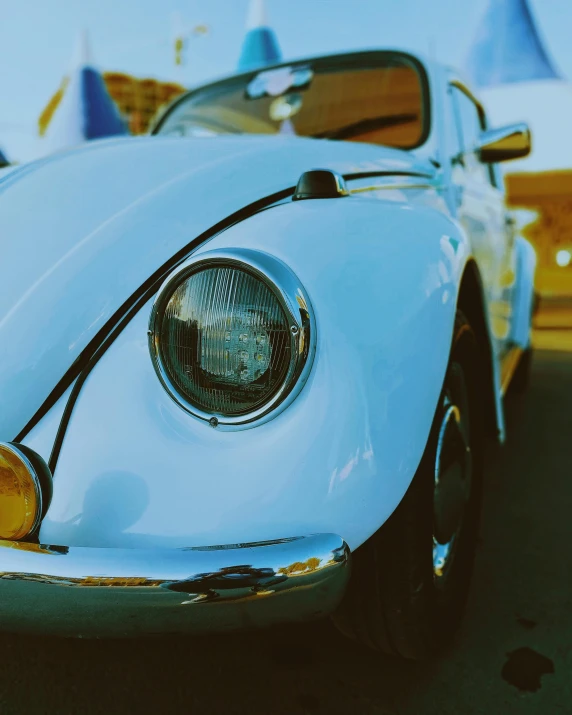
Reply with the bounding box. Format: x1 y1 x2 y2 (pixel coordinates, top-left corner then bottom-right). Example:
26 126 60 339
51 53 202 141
509 347 532 394
332 310 484 659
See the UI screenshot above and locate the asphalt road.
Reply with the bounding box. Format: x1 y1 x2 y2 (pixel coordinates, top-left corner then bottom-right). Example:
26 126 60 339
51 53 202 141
3 348 572 715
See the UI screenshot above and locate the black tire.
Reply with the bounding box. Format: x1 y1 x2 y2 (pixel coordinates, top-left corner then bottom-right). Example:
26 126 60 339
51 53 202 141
509 347 532 394
332 311 484 659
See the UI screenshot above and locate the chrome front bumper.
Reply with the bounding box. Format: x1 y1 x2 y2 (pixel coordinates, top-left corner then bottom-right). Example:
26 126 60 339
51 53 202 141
0 534 350 637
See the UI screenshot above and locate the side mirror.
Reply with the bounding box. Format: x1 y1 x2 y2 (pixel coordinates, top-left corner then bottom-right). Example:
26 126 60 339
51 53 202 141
477 123 531 163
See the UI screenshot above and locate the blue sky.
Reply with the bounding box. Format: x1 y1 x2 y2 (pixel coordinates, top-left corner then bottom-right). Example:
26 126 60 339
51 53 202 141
1 0 571 161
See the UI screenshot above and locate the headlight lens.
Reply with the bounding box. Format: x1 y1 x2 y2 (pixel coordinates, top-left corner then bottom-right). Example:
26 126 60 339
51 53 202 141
150 251 314 424
0 443 48 541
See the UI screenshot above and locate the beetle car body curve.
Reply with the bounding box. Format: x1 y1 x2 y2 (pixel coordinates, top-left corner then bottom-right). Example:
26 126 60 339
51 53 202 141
0 50 535 655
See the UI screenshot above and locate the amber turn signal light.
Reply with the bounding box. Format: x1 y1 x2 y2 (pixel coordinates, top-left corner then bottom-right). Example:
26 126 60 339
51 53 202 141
0 443 52 541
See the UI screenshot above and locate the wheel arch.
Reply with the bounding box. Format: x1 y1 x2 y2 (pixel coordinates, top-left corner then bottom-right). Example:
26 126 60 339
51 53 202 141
457 259 504 442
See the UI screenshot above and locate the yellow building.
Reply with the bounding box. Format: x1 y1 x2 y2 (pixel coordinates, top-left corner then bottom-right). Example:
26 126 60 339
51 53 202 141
39 73 186 138
507 171 572 336
103 73 186 134
507 171 572 299
464 0 572 330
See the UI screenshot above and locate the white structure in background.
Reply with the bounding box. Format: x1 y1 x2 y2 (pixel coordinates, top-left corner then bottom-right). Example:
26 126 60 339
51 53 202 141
43 30 127 155
466 0 572 172
237 0 282 72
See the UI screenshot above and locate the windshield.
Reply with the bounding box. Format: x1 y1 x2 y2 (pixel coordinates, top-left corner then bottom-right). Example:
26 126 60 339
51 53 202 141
156 52 429 150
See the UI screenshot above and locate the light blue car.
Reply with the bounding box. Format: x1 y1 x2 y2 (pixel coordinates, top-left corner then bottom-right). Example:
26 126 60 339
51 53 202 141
0 49 535 657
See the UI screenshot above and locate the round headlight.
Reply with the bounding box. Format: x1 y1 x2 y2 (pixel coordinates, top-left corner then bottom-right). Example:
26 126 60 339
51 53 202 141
149 250 314 425
0 443 51 541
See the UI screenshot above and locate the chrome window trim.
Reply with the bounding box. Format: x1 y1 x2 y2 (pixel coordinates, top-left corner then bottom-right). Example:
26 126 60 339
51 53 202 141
148 248 316 429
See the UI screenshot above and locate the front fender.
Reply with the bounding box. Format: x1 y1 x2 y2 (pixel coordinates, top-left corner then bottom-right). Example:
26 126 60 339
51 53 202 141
35 198 470 552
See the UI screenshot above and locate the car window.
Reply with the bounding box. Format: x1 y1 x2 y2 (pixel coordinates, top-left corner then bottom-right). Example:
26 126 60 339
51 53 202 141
156 53 429 150
451 86 494 187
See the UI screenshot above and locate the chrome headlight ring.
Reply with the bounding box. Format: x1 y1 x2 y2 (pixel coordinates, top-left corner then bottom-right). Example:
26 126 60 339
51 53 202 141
148 248 316 429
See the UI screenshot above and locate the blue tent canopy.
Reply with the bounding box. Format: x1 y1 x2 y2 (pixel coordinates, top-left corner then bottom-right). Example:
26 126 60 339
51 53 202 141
45 31 128 154
237 26 282 73
81 66 126 139
466 0 561 88
237 0 282 73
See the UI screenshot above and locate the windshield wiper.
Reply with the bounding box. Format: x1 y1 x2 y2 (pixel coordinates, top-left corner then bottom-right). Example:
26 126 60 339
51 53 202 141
314 113 418 141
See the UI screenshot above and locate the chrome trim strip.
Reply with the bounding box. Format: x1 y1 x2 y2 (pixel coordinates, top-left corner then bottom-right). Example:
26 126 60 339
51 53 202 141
343 169 436 182
500 345 524 395
349 182 434 194
0 533 350 637
433 401 471 581
148 248 317 429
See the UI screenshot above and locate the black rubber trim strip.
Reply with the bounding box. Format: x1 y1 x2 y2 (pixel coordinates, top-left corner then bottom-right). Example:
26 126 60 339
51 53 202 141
45 190 299 472
47 295 155 472
17 168 434 472
14 187 295 452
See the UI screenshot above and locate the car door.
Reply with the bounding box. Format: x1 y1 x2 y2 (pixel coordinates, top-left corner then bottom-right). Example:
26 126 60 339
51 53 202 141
448 82 515 357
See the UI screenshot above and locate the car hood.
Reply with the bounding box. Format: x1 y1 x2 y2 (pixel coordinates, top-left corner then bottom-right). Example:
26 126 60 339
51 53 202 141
0 135 434 439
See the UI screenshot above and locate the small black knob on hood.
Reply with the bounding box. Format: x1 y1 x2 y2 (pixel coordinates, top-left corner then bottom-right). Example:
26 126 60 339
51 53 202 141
293 169 349 200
